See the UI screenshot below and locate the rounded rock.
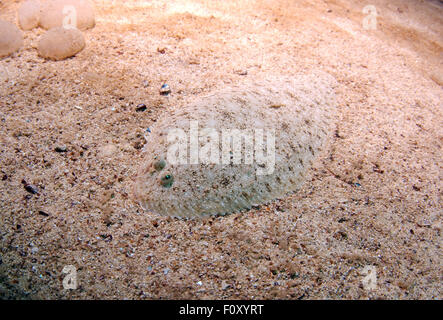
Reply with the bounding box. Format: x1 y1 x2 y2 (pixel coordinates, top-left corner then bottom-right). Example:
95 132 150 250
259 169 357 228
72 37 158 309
38 27 85 60
18 0 41 30
0 20 24 57
39 0 95 31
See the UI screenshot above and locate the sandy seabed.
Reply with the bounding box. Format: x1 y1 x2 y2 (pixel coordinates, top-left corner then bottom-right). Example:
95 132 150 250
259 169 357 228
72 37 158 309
0 0 442 299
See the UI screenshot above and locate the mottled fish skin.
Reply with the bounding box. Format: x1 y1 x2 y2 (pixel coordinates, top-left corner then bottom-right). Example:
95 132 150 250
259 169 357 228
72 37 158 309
133 72 337 218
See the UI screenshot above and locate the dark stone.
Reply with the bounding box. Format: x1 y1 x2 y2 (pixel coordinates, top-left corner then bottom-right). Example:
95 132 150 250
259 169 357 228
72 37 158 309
160 84 171 95
55 146 67 153
38 210 49 217
24 184 38 194
135 104 147 112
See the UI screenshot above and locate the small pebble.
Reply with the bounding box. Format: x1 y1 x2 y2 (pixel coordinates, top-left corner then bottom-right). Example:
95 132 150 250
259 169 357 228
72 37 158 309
22 179 38 194
196 281 203 286
160 84 171 95
100 234 113 242
133 139 145 150
55 146 67 153
142 80 150 88
221 281 230 290
24 184 38 194
234 69 248 76
38 210 49 217
135 103 147 112
417 220 431 228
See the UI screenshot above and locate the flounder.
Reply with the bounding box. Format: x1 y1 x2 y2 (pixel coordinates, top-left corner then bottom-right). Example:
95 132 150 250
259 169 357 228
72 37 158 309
133 72 337 218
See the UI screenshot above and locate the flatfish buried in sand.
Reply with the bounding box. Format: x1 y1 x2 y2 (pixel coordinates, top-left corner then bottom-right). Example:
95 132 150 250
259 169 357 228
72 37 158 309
133 72 337 218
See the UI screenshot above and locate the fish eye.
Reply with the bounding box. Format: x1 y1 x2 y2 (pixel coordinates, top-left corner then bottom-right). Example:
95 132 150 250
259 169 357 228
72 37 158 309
161 173 174 188
154 159 166 171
